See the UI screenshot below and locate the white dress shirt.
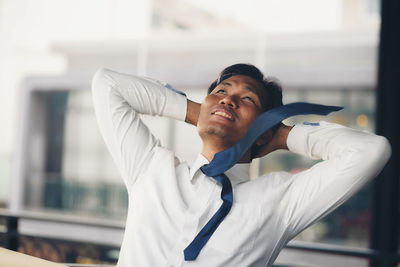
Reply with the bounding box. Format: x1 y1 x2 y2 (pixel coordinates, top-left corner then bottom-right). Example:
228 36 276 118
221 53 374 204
91 68 391 267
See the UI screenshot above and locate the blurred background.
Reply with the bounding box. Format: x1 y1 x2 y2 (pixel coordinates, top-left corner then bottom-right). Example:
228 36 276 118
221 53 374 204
0 0 398 266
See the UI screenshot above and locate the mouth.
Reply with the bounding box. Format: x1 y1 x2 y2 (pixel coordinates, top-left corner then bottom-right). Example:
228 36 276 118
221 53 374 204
211 109 235 121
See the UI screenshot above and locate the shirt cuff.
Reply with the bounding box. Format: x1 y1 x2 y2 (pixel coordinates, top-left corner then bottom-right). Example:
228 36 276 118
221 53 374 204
287 122 321 159
164 86 188 122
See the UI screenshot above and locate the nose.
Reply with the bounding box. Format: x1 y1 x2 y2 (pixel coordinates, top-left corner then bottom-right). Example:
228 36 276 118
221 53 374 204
219 95 238 108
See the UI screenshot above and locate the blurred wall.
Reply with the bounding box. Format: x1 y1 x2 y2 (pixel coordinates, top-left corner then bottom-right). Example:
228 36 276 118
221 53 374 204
0 0 151 203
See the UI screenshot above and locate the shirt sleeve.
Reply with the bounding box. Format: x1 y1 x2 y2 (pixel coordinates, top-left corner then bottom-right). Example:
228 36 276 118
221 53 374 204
91 67 188 190
282 121 391 238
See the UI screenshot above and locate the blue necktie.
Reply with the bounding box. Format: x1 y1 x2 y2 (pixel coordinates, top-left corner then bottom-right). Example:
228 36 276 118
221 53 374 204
183 102 343 260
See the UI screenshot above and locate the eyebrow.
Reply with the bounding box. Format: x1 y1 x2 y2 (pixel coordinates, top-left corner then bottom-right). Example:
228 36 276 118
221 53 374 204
222 81 259 96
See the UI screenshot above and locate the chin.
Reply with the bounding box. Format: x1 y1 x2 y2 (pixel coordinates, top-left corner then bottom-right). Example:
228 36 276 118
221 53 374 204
199 125 236 147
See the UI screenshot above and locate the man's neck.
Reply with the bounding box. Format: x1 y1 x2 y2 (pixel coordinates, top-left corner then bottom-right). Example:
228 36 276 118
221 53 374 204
201 142 252 164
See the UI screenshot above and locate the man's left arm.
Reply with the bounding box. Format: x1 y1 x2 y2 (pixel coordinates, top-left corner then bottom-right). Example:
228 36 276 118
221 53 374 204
278 121 391 238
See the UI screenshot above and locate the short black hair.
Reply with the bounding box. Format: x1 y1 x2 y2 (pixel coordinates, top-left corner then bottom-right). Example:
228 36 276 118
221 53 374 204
207 63 283 111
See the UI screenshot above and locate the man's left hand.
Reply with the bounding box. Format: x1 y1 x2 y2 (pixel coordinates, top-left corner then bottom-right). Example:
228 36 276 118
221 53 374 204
252 123 293 158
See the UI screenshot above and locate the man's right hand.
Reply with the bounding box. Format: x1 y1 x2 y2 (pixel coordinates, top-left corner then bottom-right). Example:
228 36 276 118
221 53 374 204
185 100 201 126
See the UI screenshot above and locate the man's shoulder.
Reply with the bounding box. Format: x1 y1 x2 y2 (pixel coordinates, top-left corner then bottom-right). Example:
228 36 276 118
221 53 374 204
236 171 294 205
147 145 187 168
253 171 293 187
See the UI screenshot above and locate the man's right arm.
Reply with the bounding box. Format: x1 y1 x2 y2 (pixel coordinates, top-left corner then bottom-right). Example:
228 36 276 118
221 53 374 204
185 99 201 126
91 68 187 189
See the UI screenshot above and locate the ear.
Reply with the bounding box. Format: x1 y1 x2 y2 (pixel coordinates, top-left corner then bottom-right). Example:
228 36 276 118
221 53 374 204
255 129 273 146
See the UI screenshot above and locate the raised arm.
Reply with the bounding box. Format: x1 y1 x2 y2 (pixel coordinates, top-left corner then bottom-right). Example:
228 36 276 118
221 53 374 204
91 68 187 189
279 121 391 237
185 99 201 126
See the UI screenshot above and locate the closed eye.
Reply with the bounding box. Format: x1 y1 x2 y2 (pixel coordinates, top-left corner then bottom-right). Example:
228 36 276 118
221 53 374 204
243 96 255 103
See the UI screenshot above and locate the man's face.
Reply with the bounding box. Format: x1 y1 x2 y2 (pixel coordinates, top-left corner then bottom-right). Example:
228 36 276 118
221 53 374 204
198 75 266 148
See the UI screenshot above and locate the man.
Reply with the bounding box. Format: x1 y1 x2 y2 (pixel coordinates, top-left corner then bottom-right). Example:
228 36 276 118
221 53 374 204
91 63 391 267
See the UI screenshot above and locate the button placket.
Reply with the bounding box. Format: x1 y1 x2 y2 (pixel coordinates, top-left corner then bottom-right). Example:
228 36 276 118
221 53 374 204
166 172 205 265
181 173 219 258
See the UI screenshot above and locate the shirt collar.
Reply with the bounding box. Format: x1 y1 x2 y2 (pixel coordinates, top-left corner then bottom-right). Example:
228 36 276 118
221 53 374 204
189 154 251 187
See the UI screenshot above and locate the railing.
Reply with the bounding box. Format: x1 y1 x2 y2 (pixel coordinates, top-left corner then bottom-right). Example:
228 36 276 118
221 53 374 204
0 208 123 265
1 208 399 266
